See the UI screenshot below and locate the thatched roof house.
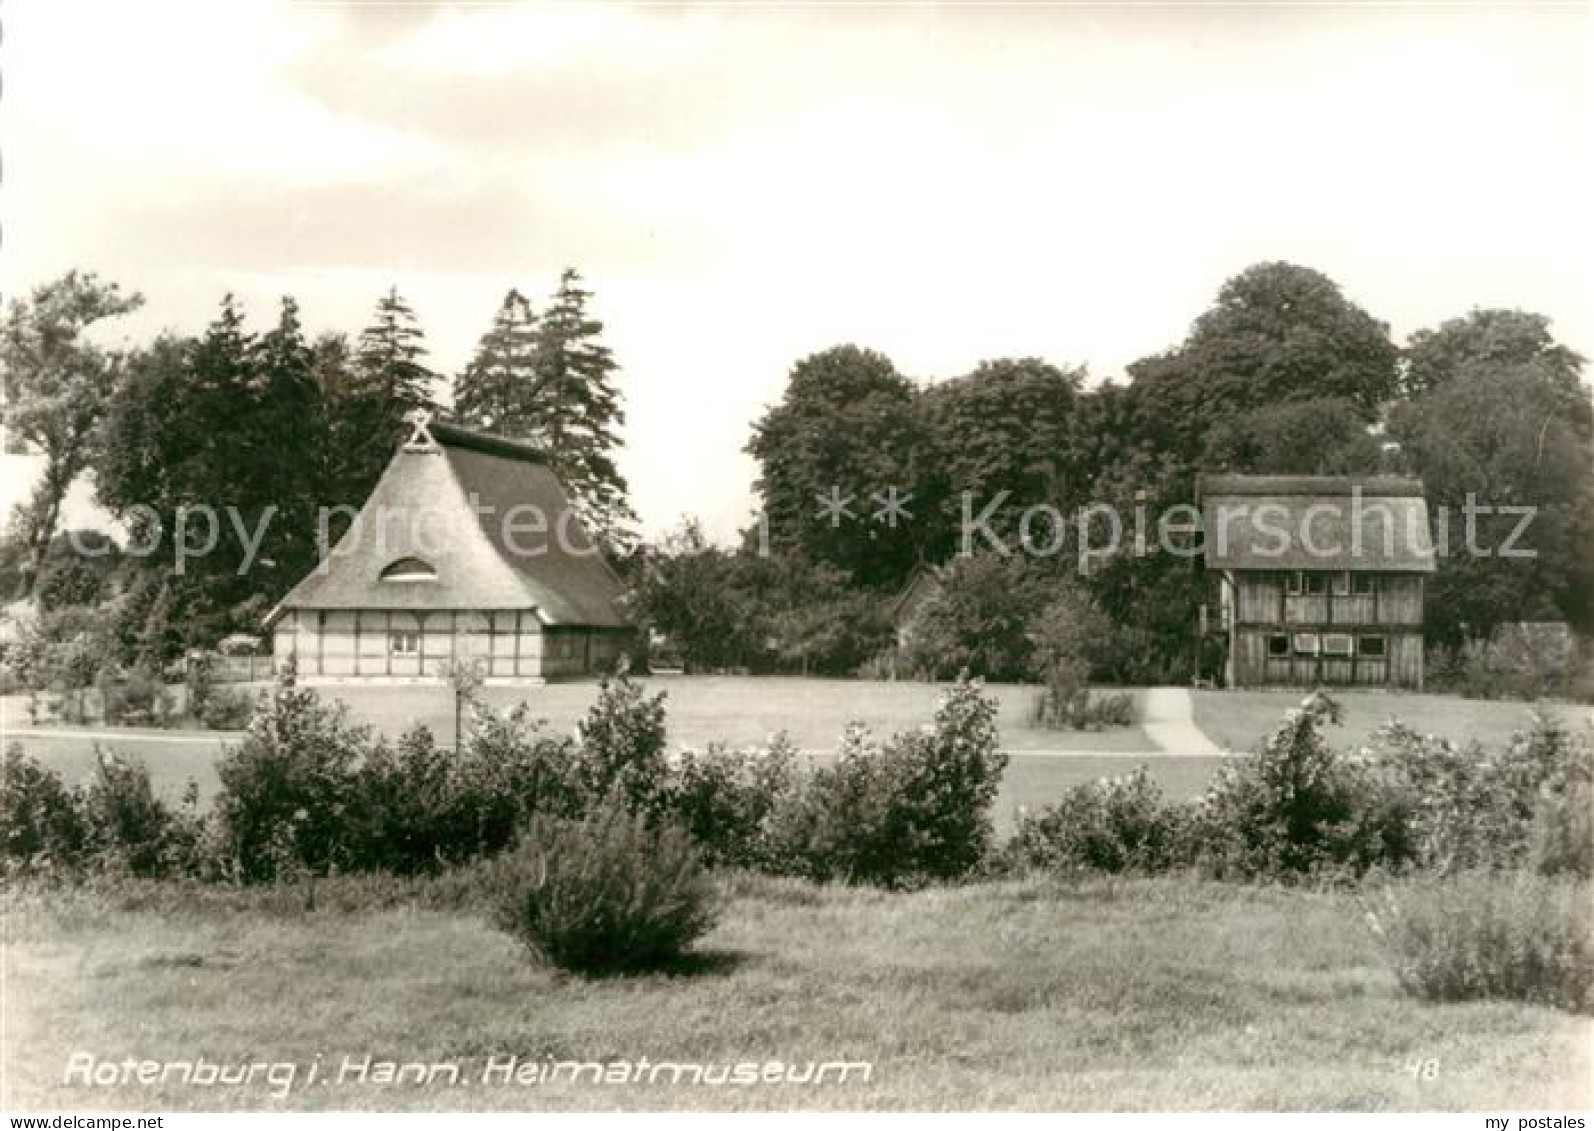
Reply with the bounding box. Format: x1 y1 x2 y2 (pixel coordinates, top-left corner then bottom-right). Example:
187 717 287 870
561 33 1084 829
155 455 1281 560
1199 474 1436 689
267 416 634 683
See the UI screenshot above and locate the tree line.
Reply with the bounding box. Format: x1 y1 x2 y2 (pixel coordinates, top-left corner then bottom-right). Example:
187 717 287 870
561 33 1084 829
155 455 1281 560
638 261 1594 681
4 259 1590 684
0 269 631 661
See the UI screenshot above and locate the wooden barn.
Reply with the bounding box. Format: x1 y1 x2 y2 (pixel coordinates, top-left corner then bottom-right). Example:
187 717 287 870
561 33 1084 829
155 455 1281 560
265 416 635 683
1199 475 1436 690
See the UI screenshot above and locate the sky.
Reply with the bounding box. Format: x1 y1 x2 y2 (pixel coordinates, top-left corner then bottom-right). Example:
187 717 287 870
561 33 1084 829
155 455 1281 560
4 1 1591 542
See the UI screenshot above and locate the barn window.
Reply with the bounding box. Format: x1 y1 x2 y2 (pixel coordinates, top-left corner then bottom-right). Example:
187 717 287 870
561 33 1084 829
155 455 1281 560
1292 632 1321 655
1266 634 1290 658
1357 635 1387 658
1323 633 1353 657
379 557 438 583
389 629 420 656
1350 573 1378 597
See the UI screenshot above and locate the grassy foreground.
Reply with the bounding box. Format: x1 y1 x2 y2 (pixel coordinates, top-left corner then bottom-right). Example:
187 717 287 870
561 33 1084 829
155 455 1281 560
4 874 1587 1112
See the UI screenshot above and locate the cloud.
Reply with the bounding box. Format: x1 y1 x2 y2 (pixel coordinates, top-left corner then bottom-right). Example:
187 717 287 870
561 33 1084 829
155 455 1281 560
99 174 695 278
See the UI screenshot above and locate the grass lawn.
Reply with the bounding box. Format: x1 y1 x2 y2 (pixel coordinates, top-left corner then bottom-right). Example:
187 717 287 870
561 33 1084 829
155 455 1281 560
4 874 1587 1111
322 676 1160 754
7 676 1212 840
3 677 1158 755
1193 689 1594 754
8 731 1224 839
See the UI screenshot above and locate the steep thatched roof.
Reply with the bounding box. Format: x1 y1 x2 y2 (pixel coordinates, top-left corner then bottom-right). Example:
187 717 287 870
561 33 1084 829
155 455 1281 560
1199 474 1436 573
269 421 631 626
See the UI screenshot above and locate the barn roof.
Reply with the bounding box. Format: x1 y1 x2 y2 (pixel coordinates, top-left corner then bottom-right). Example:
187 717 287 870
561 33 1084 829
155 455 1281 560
1198 474 1437 573
268 419 632 626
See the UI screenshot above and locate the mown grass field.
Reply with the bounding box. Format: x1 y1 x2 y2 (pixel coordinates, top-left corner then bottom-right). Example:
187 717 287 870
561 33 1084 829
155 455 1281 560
12 678 1587 839
1193 689 1593 754
320 676 1159 753
4 873 1587 1112
6 678 1202 839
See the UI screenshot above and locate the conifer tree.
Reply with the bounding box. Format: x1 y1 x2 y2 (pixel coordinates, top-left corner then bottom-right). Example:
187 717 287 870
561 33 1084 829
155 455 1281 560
251 297 324 585
530 268 635 551
335 288 437 495
452 288 539 434
453 272 635 551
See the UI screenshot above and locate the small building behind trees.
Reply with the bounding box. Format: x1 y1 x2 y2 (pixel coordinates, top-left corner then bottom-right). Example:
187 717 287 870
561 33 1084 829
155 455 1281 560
266 416 635 682
1200 475 1436 689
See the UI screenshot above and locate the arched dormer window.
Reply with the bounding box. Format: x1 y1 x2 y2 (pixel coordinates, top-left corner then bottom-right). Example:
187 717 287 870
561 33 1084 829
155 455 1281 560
379 557 438 583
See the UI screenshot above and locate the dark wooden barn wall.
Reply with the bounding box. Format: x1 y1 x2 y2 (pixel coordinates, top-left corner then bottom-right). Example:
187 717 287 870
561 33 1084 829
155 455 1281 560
1227 572 1425 689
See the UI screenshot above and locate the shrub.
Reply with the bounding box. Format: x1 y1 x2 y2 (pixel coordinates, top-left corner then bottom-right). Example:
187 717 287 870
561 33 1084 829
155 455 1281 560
1027 584 1117 680
1364 871 1593 1013
766 591 895 677
351 713 583 875
899 555 1052 681
775 678 1008 886
664 737 798 869
0 744 89 872
1184 692 1418 881
854 650 901 681
1008 767 1176 873
1429 627 1575 701
350 726 465 876
99 664 173 727
1370 713 1594 874
200 686 254 731
488 791 718 975
214 676 370 881
574 672 669 810
185 652 216 717
1529 780 1594 879
80 749 198 877
1032 663 1135 731
460 701 584 836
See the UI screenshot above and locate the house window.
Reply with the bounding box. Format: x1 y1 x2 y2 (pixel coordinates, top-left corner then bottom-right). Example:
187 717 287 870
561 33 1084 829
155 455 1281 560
389 630 421 656
380 557 438 583
1302 572 1330 596
1284 571 1302 596
1350 574 1378 597
1323 633 1354 657
1292 632 1321 655
1357 635 1387 658
1330 571 1351 596
1266 634 1290 658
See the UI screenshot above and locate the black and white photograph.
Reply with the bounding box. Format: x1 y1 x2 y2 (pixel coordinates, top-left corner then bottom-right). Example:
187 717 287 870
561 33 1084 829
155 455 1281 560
1 0 1591 1118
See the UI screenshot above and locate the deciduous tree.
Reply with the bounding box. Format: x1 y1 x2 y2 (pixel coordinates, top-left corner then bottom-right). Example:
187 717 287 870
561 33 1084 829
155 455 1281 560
0 271 143 594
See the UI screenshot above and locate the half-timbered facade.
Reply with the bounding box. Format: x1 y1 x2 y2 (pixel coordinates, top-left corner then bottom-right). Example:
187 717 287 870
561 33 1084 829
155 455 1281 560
265 416 635 683
1200 475 1436 689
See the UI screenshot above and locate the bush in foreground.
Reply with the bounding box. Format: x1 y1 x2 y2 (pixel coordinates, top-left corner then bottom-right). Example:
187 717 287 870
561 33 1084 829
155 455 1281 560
81 749 205 877
488 792 718 975
774 678 1008 886
1008 767 1176 874
1186 692 1417 881
1 744 89 872
0 745 206 878
664 738 798 869
1364 871 1593 1013
1370 712 1593 875
214 679 371 881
